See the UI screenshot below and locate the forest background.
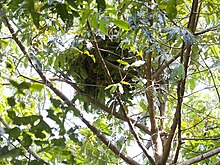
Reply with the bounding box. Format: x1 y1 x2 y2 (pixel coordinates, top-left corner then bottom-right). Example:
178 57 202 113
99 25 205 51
0 0 220 164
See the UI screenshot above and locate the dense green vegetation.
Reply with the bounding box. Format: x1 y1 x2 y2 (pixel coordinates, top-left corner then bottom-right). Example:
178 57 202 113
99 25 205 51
0 0 220 164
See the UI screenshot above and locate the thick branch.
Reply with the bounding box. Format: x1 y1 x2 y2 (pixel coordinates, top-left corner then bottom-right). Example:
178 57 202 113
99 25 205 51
144 2 164 164
152 48 187 80
87 20 155 164
160 0 199 164
63 79 151 135
176 147 220 165
194 23 220 36
3 12 140 165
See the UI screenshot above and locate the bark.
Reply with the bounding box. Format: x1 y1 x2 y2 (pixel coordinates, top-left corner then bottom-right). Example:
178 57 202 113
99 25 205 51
176 147 220 165
3 13 140 165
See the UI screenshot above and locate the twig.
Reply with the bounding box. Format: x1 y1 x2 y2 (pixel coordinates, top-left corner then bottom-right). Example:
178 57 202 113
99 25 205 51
87 20 155 164
194 23 220 36
3 10 140 165
199 53 220 103
161 0 199 164
175 147 220 165
60 78 151 135
182 137 220 141
0 116 49 164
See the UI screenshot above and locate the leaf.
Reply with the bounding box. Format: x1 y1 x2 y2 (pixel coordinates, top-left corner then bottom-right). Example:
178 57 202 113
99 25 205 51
31 12 40 28
7 110 16 119
80 68 88 79
105 84 114 90
29 160 45 165
7 96 16 107
13 115 40 125
131 60 145 67
50 98 62 108
177 63 185 80
140 99 148 111
47 109 62 125
120 81 130 85
110 84 118 94
84 50 96 63
56 3 69 23
112 19 130 30
166 0 177 20
9 127 21 140
96 0 106 12
51 138 66 148
0 148 22 159
181 28 195 45
9 80 19 88
19 82 31 89
117 59 129 65
30 83 44 91
99 17 108 35
22 132 33 147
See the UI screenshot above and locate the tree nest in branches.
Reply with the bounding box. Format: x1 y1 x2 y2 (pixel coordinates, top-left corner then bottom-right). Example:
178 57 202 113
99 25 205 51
57 34 139 104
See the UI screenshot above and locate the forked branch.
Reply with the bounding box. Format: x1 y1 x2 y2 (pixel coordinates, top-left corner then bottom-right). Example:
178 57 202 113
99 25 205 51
3 11 140 165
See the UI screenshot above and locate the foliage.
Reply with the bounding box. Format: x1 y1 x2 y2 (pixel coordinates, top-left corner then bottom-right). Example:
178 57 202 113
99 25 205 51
0 0 220 164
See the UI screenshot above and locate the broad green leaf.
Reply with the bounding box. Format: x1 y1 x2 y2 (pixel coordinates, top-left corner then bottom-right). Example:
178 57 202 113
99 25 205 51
80 68 88 79
166 0 177 20
56 3 69 23
13 115 40 125
177 63 185 80
30 83 44 91
9 80 19 88
29 160 46 165
112 19 130 30
0 148 22 159
7 110 16 119
47 109 62 125
181 28 195 45
110 84 118 94
51 138 66 147
22 132 33 147
140 99 147 111
50 98 62 108
99 17 108 35
19 82 31 89
9 127 21 140
105 84 114 90
31 12 40 28
7 97 16 107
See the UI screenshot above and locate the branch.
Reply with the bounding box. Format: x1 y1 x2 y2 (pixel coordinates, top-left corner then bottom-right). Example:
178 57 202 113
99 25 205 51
3 11 140 165
0 117 49 164
175 147 220 165
199 53 220 102
152 47 187 80
194 23 220 36
62 79 151 135
182 137 220 141
145 42 163 163
87 20 155 164
160 0 199 164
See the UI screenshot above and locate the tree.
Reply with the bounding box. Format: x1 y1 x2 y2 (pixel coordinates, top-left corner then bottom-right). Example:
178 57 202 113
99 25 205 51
0 0 220 164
